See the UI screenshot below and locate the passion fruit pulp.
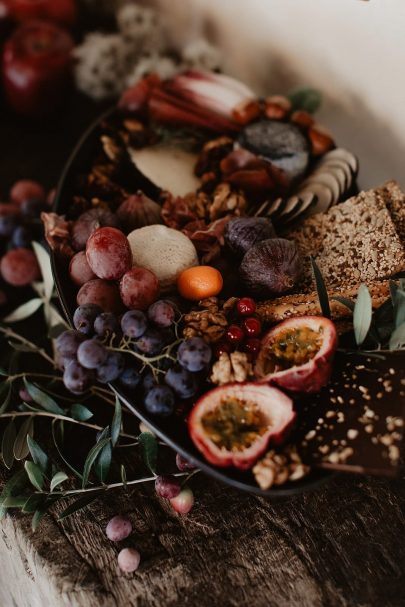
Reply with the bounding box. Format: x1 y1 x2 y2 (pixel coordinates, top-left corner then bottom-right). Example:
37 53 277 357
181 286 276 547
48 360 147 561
254 316 337 393
189 383 295 470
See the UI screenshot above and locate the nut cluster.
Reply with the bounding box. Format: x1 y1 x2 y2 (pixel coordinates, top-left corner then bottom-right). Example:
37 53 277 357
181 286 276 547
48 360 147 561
182 297 237 344
210 351 253 385
253 446 309 490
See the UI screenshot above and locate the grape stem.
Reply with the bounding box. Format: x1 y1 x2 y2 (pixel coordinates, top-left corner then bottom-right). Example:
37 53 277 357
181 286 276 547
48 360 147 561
0 325 54 365
109 338 183 370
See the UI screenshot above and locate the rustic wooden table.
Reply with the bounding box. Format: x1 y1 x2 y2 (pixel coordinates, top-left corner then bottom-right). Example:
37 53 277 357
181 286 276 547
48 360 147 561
0 93 405 607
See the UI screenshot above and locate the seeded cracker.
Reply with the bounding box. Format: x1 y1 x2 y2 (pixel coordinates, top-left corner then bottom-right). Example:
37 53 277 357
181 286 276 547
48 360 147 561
377 180 405 246
287 185 405 291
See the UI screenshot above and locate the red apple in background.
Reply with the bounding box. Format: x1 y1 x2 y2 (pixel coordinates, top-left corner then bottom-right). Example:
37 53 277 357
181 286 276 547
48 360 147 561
4 0 77 27
2 20 74 117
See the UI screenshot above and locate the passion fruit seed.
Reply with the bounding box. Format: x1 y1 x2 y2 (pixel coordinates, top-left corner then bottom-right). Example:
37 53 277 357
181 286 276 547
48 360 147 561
201 397 267 452
265 326 324 372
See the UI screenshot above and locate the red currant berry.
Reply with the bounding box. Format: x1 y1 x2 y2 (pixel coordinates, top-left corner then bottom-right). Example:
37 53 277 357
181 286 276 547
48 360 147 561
237 297 256 316
214 340 232 358
244 338 261 356
242 317 262 337
226 325 244 344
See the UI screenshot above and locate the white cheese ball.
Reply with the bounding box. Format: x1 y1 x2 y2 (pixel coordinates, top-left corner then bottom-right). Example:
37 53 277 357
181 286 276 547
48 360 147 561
127 225 199 291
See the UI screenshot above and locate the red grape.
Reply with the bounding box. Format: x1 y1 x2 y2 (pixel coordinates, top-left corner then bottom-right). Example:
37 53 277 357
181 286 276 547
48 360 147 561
119 267 159 310
9 0 77 27
0 247 40 286
2 20 74 117
77 279 123 314
117 548 140 573
69 251 96 286
86 227 132 281
106 515 132 542
10 179 45 204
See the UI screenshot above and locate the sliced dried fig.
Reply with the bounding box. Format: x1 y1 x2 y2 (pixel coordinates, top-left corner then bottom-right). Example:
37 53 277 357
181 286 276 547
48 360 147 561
189 382 295 469
254 316 337 393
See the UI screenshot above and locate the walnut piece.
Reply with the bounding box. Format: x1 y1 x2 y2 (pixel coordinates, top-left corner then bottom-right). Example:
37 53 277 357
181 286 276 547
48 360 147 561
253 446 310 490
209 183 247 221
210 352 253 385
183 297 229 344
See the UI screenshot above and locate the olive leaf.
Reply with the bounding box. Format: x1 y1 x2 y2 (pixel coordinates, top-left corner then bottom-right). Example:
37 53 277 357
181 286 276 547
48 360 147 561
27 436 49 474
0 469 29 518
120 464 127 489
3 299 43 324
2 420 16 470
139 432 158 475
332 296 355 312
24 461 44 492
58 491 104 521
13 417 34 460
32 241 54 302
22 494 45 514
32 508 47 532
50 471 68 492
24 378 65 416
0 382 12 415
82 436 111 488
353 284 373 346
111 396 122 447
94 442 112 483
393 289 405 328
310 257 331 318
389 322 405 350
288 88 322 113
51 420 83 481
70 404 93 422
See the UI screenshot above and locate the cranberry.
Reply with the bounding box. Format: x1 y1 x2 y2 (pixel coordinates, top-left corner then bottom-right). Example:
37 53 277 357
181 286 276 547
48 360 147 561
237 297 256 316
213 339 232 358
8 0 77 27
226 324 245 345
244 338 261 357
242 317 262 337
2 20 74 118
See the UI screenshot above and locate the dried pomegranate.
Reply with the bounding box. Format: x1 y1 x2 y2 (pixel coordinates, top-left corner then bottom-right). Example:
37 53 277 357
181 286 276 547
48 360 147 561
189 382 295 469
254 316 337 393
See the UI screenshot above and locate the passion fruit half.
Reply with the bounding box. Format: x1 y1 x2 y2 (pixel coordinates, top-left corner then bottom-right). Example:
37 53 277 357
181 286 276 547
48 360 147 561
188 383 295 470
254 316 337 393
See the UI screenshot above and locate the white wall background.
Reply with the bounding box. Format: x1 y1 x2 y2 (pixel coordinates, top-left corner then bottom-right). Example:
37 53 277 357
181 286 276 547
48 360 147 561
158 0 405 189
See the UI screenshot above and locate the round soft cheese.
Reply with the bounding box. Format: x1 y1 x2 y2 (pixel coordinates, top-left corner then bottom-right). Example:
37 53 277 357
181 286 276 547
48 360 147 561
127 225 199 291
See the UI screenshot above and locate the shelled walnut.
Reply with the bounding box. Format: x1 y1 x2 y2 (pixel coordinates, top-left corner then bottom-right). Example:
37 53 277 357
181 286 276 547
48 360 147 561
182 297 237 343
210 351 253 385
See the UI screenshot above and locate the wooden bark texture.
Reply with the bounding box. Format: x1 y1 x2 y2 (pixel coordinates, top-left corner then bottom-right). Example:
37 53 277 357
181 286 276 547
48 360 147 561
1 474 405 607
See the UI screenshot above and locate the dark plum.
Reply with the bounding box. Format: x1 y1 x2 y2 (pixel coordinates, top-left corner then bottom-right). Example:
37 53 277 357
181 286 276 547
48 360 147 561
144 385 175 416
165 364 200 399
121 310 148 339
177 337 212 372
147 300 175 328
63 360 95 394
72 208 120 252
73 304 102 336
96 352 125 383
77 340 107 369
224 217 276 258
240 238 302 297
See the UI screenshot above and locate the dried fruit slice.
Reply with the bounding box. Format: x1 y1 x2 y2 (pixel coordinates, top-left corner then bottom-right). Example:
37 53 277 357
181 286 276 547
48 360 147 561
189 382 295 469
254 316 337 393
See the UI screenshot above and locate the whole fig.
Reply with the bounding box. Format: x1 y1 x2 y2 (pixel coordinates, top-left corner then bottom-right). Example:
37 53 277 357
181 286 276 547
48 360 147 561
240 238 302 297
72 208 120 251
117 192 162 232
224 217 276 258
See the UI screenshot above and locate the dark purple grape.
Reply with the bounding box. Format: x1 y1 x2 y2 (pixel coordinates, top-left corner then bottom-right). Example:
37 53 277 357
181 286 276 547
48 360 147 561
135 329 165 356
73 304 102 336
177 337 211 372
119 366 141 390
63 360 95 394
165 364 200 399
176 453 196 472
142 372 157 393
21 198 47 218
0 214 19 237
94 312 120 338
144 385 174 416
11 225 31 248
97 352 125 383
121 310 148 339
147 300 175 328
77 340 107 369
155 475 181 499
55 330 84 359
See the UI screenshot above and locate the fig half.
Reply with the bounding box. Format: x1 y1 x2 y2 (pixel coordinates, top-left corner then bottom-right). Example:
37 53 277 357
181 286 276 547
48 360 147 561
189 382 295 470
254 316 337 393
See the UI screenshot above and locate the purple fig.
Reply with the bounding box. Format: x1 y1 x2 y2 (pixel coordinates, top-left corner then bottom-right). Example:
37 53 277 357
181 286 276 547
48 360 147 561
224 217 276 258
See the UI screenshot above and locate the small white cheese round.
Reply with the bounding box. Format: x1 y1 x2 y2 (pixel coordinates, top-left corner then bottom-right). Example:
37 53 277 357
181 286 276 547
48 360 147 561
127 225 199 290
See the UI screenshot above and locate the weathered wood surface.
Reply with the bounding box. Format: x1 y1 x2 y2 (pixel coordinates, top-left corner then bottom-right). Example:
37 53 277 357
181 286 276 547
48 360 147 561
0 474 405 607
1 85 405 607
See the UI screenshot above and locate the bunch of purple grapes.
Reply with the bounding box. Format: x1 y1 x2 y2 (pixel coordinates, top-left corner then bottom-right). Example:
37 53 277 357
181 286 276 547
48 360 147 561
56 300 212 417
